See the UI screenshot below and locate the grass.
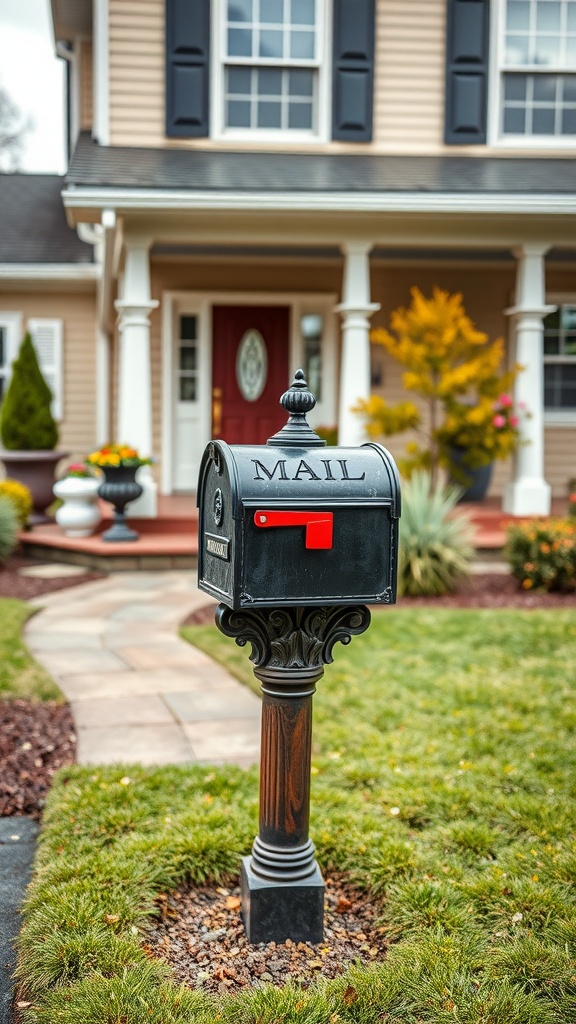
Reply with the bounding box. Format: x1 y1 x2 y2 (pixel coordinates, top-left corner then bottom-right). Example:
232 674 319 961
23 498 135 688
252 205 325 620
18 608 576 1023
0 598 62 700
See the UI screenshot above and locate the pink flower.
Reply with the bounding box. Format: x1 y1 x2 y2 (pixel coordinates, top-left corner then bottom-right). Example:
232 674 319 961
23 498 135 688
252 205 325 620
493 414 506 428
509 416 519 428
499 394 513 407
518 401 527 411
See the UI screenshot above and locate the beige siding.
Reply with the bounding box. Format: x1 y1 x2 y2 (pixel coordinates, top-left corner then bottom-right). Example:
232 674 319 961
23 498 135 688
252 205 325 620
107 0 575 156
373 0 446 151
79 40 93 130
109 0 165 147
0 291 98 463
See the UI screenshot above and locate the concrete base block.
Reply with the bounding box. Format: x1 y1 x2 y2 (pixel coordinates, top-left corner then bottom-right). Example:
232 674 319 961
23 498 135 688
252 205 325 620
241 855 324 945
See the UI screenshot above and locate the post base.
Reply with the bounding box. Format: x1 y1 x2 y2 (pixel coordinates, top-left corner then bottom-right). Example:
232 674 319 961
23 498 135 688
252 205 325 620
503 477 551 516
241 855 324 944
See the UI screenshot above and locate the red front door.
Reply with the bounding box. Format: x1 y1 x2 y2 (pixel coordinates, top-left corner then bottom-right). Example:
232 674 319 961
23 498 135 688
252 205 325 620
212 305 290 444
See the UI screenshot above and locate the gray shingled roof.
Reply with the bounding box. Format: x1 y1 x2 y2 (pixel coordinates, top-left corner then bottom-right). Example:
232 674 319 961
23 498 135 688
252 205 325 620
0 174 93 264
66 132 576 194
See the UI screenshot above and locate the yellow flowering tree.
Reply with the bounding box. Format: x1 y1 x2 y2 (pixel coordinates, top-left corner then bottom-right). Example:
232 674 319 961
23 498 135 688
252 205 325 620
354 288 522 489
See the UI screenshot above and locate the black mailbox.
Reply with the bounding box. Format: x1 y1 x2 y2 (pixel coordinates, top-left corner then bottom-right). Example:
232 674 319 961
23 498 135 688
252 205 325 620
197 371 400 610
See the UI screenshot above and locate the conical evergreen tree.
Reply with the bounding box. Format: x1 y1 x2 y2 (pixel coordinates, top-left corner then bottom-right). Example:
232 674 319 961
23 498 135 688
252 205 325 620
0 333 58 450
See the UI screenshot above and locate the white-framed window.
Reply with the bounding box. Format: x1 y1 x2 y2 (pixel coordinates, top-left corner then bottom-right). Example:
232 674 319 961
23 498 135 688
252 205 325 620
496 0 576 144
543 302 576 416
0 313 22 405
213 0 329 140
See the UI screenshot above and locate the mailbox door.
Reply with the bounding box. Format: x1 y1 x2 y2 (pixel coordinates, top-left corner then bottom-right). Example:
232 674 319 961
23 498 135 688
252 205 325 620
198 456 236 605
240 499 397 607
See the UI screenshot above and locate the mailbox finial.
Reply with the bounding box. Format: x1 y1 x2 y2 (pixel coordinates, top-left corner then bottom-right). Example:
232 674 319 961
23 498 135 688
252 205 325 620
267 369 327 448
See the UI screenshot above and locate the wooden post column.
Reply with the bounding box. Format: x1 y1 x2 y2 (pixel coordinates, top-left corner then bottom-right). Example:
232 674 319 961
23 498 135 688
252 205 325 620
216 604 370 944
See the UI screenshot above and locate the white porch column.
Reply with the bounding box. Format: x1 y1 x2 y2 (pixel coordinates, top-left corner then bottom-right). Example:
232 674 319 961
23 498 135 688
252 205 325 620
503 244 554 517
335 241 380 447
114 235 158 517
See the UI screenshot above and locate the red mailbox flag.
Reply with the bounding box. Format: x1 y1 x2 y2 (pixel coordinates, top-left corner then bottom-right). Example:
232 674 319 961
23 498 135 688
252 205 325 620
254 510 333 550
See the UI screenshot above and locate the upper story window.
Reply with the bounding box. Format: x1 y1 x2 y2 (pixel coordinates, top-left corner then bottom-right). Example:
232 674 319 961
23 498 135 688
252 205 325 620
219 0 324 137
166 0 376 143
500 0 576 140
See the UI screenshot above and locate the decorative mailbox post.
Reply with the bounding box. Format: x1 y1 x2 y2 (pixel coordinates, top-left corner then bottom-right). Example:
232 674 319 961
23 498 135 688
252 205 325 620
197 370 400 944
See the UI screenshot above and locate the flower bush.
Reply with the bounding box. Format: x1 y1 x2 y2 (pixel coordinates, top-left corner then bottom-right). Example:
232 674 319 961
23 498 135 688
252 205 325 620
354 288 524 488
504 518 576 593
63 462 95 479
0 479 32 528
437 392 524 472
85 444 152 469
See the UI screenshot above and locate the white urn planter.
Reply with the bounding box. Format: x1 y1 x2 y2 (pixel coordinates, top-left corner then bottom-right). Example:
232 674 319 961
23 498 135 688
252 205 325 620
53 476 102 538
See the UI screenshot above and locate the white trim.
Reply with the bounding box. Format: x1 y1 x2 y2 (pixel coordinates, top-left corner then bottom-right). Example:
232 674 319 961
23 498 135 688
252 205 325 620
0 264 99 281
0 312 23 398
95 326 110 445
93 0 109 145
62 188 576 215
211 0 330 144
161 289 338 494
544 411 576 425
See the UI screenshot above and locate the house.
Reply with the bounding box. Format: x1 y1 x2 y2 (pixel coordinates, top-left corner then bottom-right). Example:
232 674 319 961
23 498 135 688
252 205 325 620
2 0 576 517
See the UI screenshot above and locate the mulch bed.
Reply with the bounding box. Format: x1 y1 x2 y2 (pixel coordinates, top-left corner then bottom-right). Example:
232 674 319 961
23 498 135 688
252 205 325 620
0 553 104 602
146 875 386 996
1 553 97 820
0 700 76 820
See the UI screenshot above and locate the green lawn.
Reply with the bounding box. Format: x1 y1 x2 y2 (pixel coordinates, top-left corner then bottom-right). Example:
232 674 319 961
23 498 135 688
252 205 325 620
18 609 576 1023
0 598 62 700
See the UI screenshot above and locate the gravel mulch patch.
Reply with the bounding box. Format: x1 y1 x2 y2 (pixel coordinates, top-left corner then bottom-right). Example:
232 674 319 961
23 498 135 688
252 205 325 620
146 875 387 995
0 553 104 601
0 700 76 819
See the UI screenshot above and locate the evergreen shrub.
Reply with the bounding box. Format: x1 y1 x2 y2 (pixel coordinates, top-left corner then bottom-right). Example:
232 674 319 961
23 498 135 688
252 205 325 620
399 470 475 596
0 479 33 527
0 333 58 450
0 495 18 564
505 518 576 593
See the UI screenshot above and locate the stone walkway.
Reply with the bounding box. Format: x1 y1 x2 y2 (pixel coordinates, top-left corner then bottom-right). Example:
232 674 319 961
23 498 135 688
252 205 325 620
24 572 261 767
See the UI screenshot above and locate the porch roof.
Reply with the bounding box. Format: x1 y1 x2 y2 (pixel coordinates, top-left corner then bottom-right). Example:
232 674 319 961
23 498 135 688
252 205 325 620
0 174 94 264
66 132 576 197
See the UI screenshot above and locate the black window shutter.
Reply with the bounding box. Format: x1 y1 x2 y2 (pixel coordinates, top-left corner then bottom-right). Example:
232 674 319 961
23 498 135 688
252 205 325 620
445 0 490 144
332 0 375 142
165 0 210 138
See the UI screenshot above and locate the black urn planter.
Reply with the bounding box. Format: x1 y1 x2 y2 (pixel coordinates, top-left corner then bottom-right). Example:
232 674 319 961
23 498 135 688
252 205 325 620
98 465 142 541
448 447 494 503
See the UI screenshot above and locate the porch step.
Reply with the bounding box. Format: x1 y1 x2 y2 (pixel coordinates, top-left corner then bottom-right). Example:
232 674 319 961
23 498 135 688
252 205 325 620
20 517 198 572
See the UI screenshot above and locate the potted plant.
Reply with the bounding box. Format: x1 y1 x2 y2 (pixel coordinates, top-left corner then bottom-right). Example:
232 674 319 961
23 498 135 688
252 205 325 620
85 443 152 542
354 288 524 500
53 463 102 538
0 333 68 523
